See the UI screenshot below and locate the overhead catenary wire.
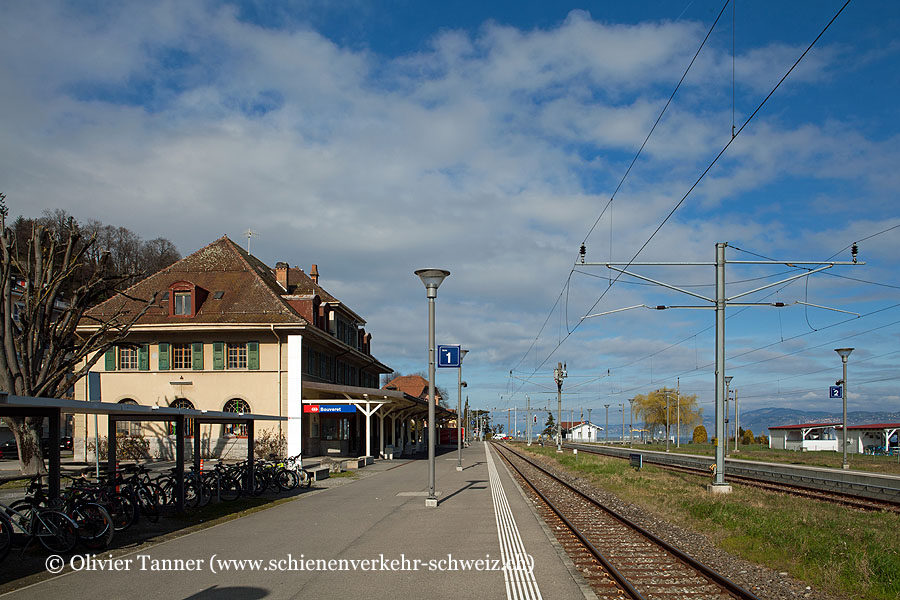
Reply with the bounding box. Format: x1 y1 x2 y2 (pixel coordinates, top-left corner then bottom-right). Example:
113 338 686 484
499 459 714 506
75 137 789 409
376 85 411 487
512 0 733 378
511 0 854 395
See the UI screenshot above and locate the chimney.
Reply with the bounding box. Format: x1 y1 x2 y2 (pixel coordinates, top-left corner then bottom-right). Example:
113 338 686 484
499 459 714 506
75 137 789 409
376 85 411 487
275 262 289 291
310 264 319 284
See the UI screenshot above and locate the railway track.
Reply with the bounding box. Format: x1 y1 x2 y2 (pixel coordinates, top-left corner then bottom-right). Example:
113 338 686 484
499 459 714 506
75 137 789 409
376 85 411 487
565 443 900 513
493 442 761 600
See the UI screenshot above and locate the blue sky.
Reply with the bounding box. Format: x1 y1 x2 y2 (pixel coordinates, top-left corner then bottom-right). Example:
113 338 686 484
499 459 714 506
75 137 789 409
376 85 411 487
2 1 898 432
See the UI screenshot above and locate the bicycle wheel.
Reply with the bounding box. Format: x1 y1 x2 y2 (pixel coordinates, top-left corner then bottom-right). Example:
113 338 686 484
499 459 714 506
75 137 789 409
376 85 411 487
0 511 12 563
136 487 159 523
275 468 298 491
184 480 202 509
299 469 312 489
146 482 166 507
72 502 114 551
155 477 175 505
35 509 78 554
218 476 242 502
106 493 138 532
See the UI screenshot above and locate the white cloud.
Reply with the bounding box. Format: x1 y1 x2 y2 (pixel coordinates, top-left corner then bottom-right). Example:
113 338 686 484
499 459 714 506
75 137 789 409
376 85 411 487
1 2 896 416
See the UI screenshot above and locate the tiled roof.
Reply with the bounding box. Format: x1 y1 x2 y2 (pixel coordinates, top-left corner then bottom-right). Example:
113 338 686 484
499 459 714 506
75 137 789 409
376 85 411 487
771 422 900 430
286 267 338 303
382 375 443 402
768 422 841 430
82 236 309 326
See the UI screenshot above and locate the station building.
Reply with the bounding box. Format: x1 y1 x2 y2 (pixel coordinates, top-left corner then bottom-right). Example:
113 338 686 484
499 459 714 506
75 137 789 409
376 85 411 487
563 421 603 442
768 422 900 454
72 236 448 462
768 422 840 452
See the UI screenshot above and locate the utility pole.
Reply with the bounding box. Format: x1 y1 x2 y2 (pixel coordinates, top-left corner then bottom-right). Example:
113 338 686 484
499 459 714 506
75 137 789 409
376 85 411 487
725 376 733 457
554 362 567 453
620 403 625 444
587 408 592 442
676 378 681 448
665 388 670 453
526 395 532 446
628 398 635 447
734 388 740 452
604 404 610 443
581 242 861 493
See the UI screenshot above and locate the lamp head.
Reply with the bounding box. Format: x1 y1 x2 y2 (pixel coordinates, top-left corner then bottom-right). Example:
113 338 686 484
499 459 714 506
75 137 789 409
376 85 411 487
415 269 450 298
835 347 854 360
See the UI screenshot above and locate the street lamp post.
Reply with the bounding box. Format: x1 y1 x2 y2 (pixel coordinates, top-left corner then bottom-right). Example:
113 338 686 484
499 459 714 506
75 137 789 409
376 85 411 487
835 348 854 470
415 268 450 508
554 363 567 452
456 348 468 471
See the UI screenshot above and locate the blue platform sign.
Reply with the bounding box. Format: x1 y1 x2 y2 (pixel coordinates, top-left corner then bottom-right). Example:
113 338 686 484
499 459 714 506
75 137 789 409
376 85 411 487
437 344 461 368
830 385 843 399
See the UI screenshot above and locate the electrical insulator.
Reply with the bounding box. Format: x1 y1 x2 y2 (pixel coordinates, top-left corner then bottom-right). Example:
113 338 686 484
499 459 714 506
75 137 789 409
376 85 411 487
851 243 858 264
579 243 586 264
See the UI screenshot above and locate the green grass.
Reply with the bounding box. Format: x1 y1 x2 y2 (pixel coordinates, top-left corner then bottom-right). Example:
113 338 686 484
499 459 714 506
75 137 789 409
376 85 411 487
0 478 28 490
328 470 358 478
623 442 900 475
523 445 900 600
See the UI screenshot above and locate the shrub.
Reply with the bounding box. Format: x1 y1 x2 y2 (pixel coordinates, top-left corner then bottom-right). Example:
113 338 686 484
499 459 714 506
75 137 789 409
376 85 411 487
692 425 708 444
87 434 151 461
254 429 286 459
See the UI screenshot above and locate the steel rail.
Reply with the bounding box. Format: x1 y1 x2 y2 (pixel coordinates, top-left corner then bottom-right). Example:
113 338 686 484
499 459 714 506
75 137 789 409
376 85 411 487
493 443 644 600
496 442 762 600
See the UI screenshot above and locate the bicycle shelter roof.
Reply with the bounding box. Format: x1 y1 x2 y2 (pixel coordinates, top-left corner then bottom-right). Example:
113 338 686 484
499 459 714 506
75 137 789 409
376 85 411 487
0 392 285 509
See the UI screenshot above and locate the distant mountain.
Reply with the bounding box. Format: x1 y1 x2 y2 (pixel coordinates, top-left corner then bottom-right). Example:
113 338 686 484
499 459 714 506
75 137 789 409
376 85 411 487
701 407 900 436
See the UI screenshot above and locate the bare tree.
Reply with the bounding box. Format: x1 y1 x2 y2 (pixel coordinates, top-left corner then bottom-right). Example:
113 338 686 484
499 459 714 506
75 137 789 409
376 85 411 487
0 195 155 475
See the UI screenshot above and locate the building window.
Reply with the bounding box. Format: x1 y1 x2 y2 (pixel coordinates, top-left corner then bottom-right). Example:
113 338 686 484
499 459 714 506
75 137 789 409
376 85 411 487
173 291 191 315
168 398 195 436
227 343 247 369
116 399 141 436
223 398 250 436
172 343 192 369
118 346 138 370
322 417 350 441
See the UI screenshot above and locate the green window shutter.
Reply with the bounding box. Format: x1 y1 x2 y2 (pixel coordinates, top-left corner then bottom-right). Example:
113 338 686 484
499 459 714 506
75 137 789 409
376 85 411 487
248 341 259 370
192 342 204 370
105 348 117 371
158 343 170 371
213 342 225 370
139 344 150 371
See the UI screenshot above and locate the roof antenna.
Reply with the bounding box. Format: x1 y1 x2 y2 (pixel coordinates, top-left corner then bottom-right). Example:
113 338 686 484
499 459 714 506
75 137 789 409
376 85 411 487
244 228 258 254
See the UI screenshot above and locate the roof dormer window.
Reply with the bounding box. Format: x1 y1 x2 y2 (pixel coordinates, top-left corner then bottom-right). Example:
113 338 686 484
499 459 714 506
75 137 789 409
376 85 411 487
168 281 207 318
173 291 191 315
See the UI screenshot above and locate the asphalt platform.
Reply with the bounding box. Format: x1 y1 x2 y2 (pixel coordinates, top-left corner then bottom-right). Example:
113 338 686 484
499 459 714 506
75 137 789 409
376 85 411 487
1 442 594 600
